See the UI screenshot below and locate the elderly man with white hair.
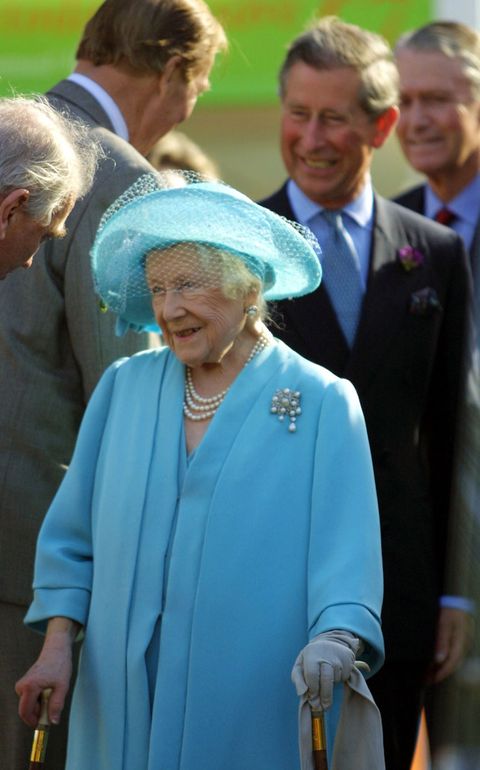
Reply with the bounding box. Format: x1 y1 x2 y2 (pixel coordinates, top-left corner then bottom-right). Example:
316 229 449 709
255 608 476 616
0 96 99 279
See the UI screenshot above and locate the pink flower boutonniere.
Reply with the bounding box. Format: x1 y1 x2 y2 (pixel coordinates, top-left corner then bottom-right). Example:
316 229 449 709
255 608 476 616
397 246 424 272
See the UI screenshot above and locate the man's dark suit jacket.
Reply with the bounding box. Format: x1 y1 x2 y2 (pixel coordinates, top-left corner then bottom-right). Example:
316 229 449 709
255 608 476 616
395 184 480 278
260 183 471 663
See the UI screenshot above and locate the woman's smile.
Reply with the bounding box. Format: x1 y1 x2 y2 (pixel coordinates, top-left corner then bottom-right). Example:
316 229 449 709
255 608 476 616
173 326 201 339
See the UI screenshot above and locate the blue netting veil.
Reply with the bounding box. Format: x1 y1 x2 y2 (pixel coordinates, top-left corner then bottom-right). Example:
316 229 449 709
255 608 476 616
91 171 322 332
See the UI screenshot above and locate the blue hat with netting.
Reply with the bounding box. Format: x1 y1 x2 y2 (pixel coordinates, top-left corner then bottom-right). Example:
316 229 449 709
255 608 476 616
91 173 322 333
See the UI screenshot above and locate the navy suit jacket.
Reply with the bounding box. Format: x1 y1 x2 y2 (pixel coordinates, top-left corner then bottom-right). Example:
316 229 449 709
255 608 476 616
260 183 471 662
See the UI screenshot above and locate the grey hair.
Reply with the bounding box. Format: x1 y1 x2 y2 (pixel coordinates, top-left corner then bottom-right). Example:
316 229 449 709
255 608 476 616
195 244 268 320
0 95 102 224
395 21 480 99
279 16 399 117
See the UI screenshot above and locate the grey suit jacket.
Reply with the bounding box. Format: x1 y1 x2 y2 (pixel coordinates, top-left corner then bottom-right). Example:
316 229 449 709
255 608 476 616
0 80 158 605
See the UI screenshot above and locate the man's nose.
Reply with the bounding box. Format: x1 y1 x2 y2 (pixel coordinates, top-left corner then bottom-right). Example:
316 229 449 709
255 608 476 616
403 100 430 129
302 118 328 150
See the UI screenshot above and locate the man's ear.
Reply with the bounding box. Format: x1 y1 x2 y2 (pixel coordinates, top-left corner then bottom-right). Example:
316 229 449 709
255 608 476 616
156 55 184 100
161 55 183 83
372 106 399 149
0 188 29 239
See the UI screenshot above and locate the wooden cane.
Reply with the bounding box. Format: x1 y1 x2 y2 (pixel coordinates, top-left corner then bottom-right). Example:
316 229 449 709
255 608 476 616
29 688 52 769
311 709 328 770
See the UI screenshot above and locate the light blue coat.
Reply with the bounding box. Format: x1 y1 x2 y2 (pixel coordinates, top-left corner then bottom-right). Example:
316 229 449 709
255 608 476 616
26 340 383 770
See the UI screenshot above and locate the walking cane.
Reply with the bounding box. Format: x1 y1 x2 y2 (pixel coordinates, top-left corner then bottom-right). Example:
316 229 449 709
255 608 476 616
311 709 328 770
29 688 52 769
310 659 369 769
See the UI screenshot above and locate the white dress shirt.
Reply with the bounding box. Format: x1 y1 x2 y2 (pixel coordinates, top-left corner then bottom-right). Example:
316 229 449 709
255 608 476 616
67 72 129 141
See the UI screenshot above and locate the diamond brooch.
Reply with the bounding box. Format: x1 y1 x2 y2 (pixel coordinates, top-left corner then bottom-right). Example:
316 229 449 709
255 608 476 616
271 388 302 433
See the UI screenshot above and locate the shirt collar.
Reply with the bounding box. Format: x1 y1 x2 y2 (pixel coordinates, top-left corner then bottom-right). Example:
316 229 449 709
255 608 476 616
425 175 480 227
287 177 374 229
67 73 129 141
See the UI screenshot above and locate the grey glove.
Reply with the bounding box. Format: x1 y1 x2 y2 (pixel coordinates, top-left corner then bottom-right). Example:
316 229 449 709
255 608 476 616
291 630 361 711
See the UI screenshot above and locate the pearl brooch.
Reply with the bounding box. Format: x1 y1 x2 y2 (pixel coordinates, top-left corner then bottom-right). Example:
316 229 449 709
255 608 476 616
183 332 270 421
270 388 302 433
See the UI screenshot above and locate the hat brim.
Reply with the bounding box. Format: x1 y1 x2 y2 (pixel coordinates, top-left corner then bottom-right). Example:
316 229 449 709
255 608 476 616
91 183 322 330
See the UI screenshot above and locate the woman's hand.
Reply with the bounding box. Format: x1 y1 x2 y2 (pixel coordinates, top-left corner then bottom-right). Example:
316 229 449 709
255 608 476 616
15 617 80 727
291 630 361 710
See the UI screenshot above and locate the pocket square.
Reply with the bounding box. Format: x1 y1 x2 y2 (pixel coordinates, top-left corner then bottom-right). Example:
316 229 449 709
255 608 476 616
409 287 442 316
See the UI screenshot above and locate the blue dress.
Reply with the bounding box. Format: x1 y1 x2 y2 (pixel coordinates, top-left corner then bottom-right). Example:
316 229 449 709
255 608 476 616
26 340 384 770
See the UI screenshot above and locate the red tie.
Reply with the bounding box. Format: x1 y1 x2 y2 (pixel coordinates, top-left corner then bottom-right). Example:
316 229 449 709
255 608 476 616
434 207 456 226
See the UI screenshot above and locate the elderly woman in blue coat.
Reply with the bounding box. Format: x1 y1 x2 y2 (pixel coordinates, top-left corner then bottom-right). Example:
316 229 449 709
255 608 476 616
16 175 384 770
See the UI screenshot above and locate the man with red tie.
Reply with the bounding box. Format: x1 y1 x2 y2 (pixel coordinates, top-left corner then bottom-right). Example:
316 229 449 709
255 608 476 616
394 21 480 272
394 21 480 760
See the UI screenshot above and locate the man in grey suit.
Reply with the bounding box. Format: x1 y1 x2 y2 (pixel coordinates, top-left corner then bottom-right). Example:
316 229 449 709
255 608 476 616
259 17 472 770
0 1 226 768
394 21 480 277
0 96 99 279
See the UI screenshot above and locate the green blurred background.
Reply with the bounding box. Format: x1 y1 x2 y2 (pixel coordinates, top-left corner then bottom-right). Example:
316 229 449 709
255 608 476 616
0 0 430 197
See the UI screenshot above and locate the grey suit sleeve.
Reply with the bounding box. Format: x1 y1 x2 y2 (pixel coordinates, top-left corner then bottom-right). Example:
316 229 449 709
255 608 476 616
0 129 158 605
60 138 160 398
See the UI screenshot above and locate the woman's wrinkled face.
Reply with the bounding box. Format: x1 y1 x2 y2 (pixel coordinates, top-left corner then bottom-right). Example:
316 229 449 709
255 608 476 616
146 244 247 368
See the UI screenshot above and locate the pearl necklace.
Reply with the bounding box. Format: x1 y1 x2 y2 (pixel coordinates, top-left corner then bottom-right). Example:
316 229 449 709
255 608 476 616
183 333 270 421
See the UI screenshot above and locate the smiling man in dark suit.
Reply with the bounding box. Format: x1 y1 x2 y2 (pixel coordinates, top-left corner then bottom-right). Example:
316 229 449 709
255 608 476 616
0 2 226 769
260 16 472 770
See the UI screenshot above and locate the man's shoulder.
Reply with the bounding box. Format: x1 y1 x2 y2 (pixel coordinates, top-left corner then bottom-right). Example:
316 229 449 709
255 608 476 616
64 148 152 246
374 195 468 273
258 182 293 218
392 183 425 213
47 79 149 170
47 79 107 129
93 125 151 173
376 194 459 240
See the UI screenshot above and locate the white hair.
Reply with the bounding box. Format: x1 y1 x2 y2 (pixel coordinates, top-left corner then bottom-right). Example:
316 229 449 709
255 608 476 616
0 95 102 223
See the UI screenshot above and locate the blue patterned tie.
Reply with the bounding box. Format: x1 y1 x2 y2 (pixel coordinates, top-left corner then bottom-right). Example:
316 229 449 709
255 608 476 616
320 209 364 347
